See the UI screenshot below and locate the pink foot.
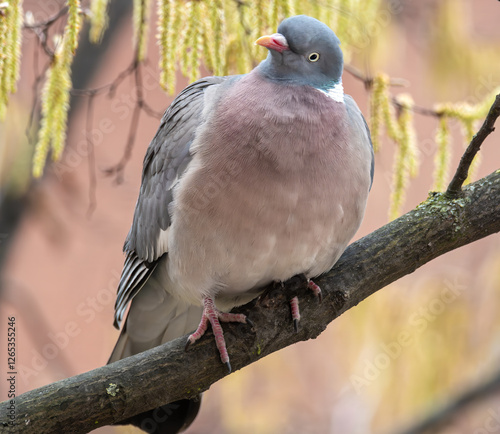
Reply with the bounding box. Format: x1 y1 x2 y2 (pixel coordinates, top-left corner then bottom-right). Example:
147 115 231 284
290 279 322 332
307 279 323 302
186 297 250 373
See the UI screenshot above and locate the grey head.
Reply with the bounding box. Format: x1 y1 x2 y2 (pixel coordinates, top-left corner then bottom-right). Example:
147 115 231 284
256 15 344 90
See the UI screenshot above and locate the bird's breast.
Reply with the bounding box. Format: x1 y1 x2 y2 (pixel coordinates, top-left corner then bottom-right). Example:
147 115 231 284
166 72 370 307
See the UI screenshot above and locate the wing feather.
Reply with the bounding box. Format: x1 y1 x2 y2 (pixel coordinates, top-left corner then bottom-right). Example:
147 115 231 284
113 76 228 329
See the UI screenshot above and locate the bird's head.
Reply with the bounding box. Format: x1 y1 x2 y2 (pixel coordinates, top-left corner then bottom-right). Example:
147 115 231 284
256 15 344 91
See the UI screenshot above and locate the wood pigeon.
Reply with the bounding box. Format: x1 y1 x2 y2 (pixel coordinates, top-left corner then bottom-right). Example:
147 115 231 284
109 15 374 433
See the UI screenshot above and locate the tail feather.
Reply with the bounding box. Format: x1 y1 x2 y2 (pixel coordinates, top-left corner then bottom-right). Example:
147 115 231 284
109 268 203 432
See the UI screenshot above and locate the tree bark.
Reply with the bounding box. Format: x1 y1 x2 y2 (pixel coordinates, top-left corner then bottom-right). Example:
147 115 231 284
2 169 500 433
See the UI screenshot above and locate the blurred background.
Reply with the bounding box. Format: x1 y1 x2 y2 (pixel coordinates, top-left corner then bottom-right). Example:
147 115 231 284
1 0 500 433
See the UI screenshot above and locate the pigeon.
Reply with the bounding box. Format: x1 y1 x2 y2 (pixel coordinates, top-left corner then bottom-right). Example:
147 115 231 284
109 15 374 434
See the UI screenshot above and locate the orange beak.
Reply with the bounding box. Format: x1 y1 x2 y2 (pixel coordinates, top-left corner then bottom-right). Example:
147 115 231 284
255 33 289 53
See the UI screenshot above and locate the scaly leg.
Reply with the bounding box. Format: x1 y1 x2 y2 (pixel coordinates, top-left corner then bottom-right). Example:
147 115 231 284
186 297 251 373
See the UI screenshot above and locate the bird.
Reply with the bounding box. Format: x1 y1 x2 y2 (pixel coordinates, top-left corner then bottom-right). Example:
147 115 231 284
108 14 374 434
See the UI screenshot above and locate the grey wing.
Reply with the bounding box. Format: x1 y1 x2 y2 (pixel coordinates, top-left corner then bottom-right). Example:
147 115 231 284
114 76 228 329
345 94 374 189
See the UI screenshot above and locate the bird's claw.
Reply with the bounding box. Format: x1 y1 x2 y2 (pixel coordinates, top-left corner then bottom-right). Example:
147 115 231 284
186 297 252 372
290 296 300 331
289 279 323 331
307 279 322 302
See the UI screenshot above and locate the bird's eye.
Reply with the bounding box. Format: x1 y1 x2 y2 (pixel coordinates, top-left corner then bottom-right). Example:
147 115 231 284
308 52 320 62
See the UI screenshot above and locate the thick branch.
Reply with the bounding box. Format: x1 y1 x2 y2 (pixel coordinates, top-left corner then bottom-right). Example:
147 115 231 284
1 169 500 433
446 94 500 195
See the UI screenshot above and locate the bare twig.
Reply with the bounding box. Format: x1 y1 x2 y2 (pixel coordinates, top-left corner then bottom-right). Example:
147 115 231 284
72 58 162 184
344 63 409 89
23 3 163 187
25 39 50 144
103 61 162 182
23 6 68 30
345 64 444 118
446 94 500 196
103 103 141 184
391 96 441 117
23 6 69 58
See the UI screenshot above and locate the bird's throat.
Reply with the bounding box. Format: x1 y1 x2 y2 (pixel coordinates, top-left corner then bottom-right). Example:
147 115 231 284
317 80 344 103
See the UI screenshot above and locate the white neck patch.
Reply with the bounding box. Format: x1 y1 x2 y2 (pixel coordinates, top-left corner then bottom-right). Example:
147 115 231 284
317 80 344 103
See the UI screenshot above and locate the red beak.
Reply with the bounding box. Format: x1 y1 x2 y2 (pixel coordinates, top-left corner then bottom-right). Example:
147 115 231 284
255 33 289 53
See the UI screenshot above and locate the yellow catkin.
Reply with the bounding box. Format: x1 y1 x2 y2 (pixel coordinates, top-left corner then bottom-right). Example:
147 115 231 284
157 0 171 91
213 0 226 76
0 0 23 119
33 0 82 177
369 73 386 152
188 1 202 82
180 1 193 77
89 0 110 43
389 144 406 220
7 0 22 94
282 0 295 19
335 0 351 43
433 88 500 188
388 95 417 220
236 25 252 74
53 0 81 160
200 1 215 73
182 1 198 80
380 87 399 142
51 59 72 161
33 60 59 177
0 7 9 119
65 0 82 55
1 5 14 100
292 0 302 16
254 0 267 36
133 0 152 61
164 0 180 93
433 116 451 192
268 0 280 32
398 94 419 178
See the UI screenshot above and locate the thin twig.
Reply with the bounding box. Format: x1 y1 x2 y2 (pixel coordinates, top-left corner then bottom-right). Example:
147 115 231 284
71 58 163 185
23 6 68 30
446 93 500 196
344 63 409 88
23 6 69 58
140 100 164 119
109 60 137 98
70 61 136 98
103 60 164 182
103 103 141 184
345 64 443 118
25 39 50 144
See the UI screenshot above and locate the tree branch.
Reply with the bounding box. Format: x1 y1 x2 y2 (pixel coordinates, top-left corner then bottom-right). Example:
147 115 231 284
1 168 500 433
446 94 500 196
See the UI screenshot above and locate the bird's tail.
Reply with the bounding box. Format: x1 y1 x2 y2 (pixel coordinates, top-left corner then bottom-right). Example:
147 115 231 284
109 269 202 362
108 270 203 433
